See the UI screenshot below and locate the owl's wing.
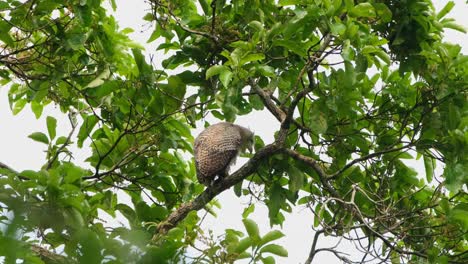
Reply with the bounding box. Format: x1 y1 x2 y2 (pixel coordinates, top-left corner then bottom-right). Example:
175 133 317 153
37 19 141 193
194 123 243 185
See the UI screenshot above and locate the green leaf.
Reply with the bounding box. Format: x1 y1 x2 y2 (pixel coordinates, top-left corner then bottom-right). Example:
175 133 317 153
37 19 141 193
77 115 98 148
206 65 233 89
261 256 276 264
344 0 354 10
206 65 229 79
242 204 255 219
0 20 14 46
132 48 152 75
46 116 57 140
445 163 465 192
19 170 41 180
288 166 304 193
198 0 210 14
349 3 376 18
423 155 435 183
84 68 111 89
65 207 85 227
219 69 233 88
437 1 455 20
234 181 242 197
259 230 285 247
259 244 288 257
67 32 88 50
161 76 187 112
28 132 49 144
242 218 260 242
441 21 467 33
278 0 301 6
234 237 252 253
309 110 327 134
31 101 43 119
240 53 265 66
55 136 68 145
450 203 468 231
273 39 307 56
12 98 27 115
374 3 392 23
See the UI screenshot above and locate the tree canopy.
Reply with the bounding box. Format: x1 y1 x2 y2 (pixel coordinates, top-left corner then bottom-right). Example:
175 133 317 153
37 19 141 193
0 0 467 263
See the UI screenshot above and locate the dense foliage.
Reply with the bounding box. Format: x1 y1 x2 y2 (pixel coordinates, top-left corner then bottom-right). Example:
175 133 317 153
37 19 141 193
0 0 466 263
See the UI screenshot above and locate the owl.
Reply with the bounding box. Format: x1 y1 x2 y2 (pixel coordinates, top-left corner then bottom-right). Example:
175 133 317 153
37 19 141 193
194 122 254 186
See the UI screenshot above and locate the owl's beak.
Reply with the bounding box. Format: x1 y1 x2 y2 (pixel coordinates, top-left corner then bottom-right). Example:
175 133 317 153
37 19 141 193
247 144 253 153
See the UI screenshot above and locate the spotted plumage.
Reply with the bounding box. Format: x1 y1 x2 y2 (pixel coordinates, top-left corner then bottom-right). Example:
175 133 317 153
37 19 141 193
194 122 254 186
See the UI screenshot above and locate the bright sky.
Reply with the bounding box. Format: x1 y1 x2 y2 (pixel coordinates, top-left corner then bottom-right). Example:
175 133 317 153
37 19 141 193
0 1 466 263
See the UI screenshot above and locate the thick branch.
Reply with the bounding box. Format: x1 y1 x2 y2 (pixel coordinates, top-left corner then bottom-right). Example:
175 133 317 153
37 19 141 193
31 245 76 264
156 143 282 234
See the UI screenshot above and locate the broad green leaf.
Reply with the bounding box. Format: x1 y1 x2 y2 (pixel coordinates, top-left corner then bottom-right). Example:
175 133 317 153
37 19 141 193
445 163 465 192
0 20 14 46
84 68 111 89
206 65 229 79
273 39 307 57
12 98 27 115
259 230 285 247
132 48 152 75
242 204 255 219
248 21 264 32
441 21 467 33
450 204 468 231
349 3 376 18
198 0 210 14
28 132 49 144
344 0 354 10
259 244 288 257
19 170 41 180
240 53 265 66
67 32 88 50
65 207 85 227
278 0 301 6
309 110 327 134
398 152 413 159
374 3 392 23
63 163 86 183
261 256 276 264
242 218 260 242
31 101 43 119
234 237 252 253
219 69 233 88
55 136 68 145
255 65 275 77
46 116 57 140
288 166 304 193
423 155 435 183
234 181 242 197
77 115 98 148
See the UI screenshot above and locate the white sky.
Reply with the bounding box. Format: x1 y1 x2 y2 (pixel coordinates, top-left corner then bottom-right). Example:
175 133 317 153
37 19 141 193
0 1 466 263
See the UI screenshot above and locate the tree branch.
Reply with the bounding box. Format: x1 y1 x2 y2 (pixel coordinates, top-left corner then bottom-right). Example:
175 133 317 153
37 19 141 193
282 148 339 197
249 79 286 123
304 229 325 264
31 245 76 264
156 143 282 235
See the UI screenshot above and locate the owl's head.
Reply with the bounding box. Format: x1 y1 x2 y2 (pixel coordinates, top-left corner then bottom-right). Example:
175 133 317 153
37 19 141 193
238 126 255 153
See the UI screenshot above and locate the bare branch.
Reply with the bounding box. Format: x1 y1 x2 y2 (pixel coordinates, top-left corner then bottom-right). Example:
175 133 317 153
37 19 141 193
31 244 76 264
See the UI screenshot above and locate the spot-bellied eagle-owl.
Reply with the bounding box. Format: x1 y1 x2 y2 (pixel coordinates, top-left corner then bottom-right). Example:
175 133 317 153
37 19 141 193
194 122 254 186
